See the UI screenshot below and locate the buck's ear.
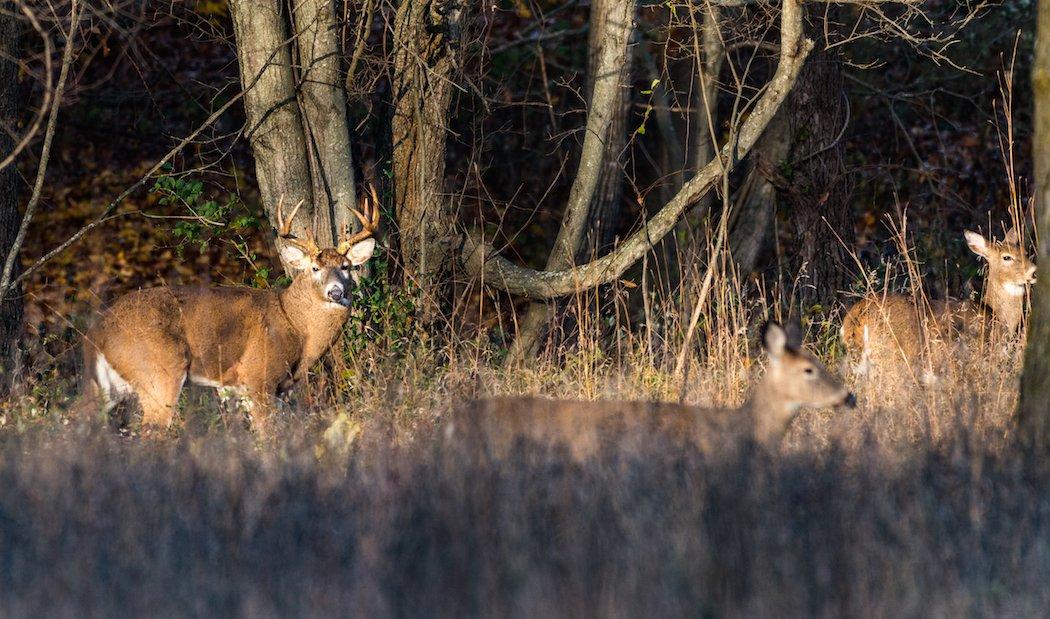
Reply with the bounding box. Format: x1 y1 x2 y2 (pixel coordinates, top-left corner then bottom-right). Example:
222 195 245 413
964 230 990 259
347 238 376 266
761 321 788 361
280 243 314 271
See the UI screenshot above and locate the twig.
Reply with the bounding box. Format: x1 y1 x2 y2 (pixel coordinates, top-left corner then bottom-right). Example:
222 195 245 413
0 0 81 296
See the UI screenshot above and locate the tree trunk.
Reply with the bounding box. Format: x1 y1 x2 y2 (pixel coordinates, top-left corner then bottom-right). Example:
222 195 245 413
391 0 464 310
463 0 813 300
580 0 633 259
229 0 315 270
782 53 853 304
656 5 723 296
0 0 20 374
506 0 636 362
1019 0 1050 448
729 108 791 275
292 0 358 246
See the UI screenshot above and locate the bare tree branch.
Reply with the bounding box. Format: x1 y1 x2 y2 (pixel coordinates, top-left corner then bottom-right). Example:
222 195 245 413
463 0 813 300
1 29 298 298
0 0 80 295
0 2 52 173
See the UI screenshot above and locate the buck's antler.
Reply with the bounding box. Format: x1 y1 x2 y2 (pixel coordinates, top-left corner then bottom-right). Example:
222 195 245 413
274 195 319 256
337 184 382 255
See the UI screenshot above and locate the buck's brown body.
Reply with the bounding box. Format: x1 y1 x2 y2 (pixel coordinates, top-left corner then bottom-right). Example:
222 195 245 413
78 190 381 430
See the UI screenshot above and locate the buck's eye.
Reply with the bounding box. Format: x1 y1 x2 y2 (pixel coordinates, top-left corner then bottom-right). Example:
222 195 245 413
312 266 320 272
803 367 815 375
341 263 350 271
1003 255 1013 262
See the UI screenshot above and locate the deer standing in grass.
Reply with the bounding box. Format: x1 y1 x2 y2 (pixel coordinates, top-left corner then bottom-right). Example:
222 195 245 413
841 226 1036 377
450 322 856 458
77 188 381 430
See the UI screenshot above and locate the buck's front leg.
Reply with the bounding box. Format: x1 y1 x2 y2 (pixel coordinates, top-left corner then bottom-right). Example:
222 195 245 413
237 377 286 438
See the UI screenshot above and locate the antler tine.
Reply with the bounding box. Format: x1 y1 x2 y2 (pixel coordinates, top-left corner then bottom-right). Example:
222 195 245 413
275 195 307 237
338 184 382 253
274 196 318 255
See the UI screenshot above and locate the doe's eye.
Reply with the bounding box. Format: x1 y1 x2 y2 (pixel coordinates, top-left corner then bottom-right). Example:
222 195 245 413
341 264 350 271
1003 255 1013 262
803 367 815 375
312 266 320 272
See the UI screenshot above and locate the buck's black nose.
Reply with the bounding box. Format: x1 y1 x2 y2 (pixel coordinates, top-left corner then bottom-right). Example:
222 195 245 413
328 287 344 302
844 393 857 409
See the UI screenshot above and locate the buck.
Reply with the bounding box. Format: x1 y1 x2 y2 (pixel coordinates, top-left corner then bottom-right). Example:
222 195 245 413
77 187 381 430
841 226 1036 376
448 322 856 458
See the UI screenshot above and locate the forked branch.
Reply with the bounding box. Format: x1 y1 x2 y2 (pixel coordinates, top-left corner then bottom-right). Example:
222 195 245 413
463 0 812 300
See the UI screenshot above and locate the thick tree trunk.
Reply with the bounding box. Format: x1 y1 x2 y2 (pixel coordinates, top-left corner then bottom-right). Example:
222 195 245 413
782 53 853 304
229 0 315 270
1019 0 1050 447
391 0 464 313
580 0 633 259
292 0 358 246
506 0 636 362
0 1 20 373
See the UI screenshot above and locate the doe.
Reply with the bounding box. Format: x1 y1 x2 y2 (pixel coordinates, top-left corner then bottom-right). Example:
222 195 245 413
450 321 856 458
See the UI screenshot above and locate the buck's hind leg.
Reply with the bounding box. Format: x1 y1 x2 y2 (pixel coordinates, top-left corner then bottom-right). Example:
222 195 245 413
109 342 190 429
134 371 186 428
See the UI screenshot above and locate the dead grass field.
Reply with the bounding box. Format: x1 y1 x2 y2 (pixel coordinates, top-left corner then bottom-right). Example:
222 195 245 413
1 283 1047 616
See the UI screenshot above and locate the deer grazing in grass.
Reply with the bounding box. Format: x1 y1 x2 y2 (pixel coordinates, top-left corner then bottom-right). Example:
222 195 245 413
77 188 381 430
449 322 856 458
841 226 1036 378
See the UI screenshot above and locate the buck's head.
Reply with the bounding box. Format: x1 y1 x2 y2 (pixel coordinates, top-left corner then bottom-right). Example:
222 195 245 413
965 227 1036 300
275 187 380 308
758 321 856 416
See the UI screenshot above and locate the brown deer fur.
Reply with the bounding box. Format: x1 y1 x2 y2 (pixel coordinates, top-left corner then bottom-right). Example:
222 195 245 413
77 192 380 430
449 322 855 458
841 227 1036 377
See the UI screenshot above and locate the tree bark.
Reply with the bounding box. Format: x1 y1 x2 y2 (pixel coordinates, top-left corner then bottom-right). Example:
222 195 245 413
506 0 637 361
292 0 358 246
391 0 464 307
581 0 634 258
661 4 724 292
729 108 791 275
464 0 812 300
781 52 853 304
1019 0 1050 448
0 0 20 371
229 0 315 271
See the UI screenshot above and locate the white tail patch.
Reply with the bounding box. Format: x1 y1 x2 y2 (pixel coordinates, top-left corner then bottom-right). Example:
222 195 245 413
853 324 872 376
95 352 133 412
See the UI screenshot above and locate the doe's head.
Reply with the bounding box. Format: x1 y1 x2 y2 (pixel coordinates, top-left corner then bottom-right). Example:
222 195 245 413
965 227 1036 297
760 321 856 412
275 187 380 307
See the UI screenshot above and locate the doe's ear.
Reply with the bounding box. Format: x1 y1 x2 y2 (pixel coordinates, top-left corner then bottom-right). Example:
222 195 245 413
783 320 804 350
761 321 788 361
964 230 990 259
279 243 314 271
347 238 376 266
1003 226 1020 245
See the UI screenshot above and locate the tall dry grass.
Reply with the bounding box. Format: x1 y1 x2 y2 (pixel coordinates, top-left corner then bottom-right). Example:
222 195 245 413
0 224 1043 616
